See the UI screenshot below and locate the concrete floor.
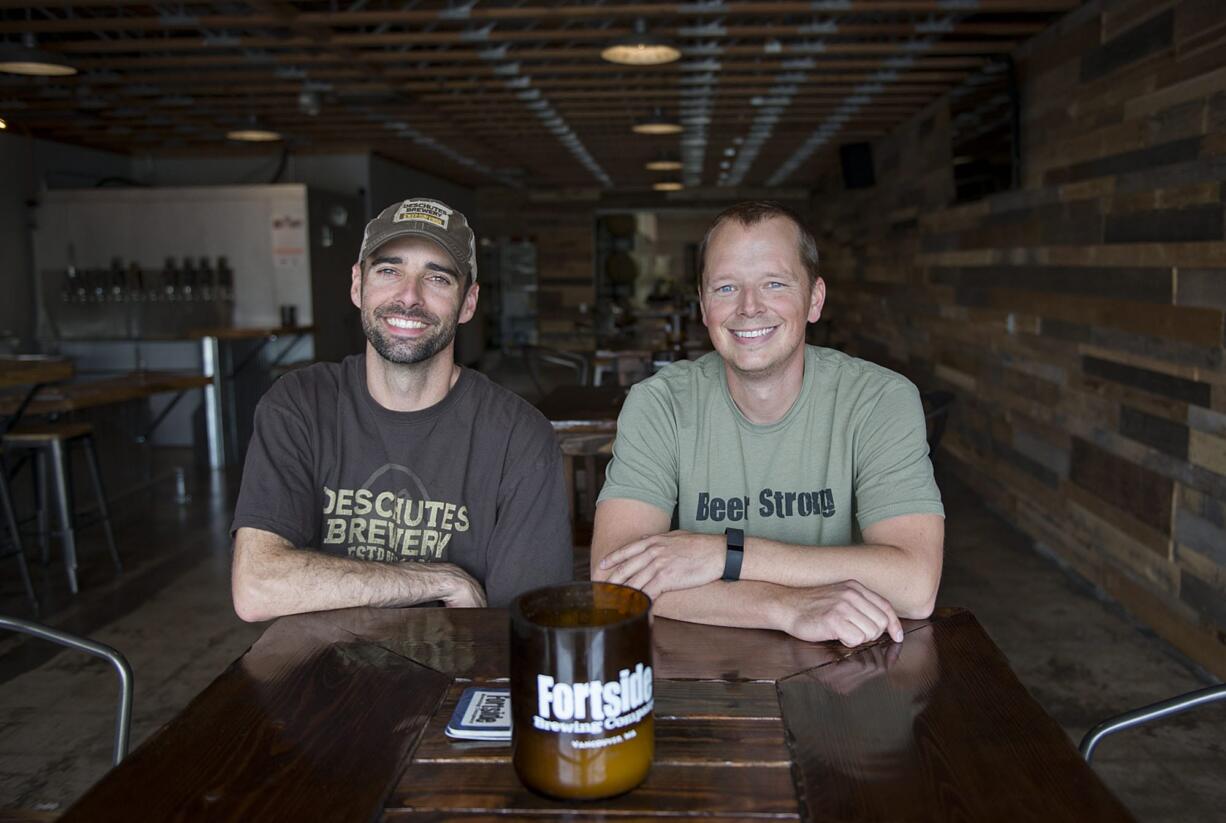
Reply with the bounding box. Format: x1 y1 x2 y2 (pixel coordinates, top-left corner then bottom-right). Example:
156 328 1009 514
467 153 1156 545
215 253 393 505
935 475 1226 822
0 455 1223 820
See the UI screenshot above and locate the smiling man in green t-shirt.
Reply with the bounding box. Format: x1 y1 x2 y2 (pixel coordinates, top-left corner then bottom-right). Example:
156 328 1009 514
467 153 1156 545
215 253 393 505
592 201 944 647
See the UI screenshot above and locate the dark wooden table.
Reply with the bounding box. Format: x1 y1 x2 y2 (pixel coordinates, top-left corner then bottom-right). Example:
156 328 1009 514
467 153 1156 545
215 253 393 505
0 371 210 417
535 384 626 434
61 606 1133 822
0 355 74 434
0 355 73 391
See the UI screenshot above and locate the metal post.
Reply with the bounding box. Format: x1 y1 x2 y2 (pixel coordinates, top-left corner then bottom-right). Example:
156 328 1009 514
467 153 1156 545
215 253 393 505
48 439 79 595
201 335 226 469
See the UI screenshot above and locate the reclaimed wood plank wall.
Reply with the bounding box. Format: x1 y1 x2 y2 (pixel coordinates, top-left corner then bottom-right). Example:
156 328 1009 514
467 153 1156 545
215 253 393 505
814 0 1226 677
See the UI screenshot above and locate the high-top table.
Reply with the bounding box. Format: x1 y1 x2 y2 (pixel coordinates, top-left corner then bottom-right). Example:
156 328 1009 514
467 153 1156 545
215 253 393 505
0 355 74 391
0 371 210 425
535 384 626 434
192 325 313 468
0 355 74 434
60 606 1134 822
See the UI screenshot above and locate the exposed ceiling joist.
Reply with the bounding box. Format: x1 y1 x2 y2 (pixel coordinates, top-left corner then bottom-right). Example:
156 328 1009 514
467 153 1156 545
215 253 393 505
0 0 1080 190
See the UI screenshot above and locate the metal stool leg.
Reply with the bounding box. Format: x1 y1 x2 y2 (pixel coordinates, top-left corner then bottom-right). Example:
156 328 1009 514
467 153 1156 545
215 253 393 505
0 469 37 613
81 435 121 573
47 439 79 594
33 451 50 565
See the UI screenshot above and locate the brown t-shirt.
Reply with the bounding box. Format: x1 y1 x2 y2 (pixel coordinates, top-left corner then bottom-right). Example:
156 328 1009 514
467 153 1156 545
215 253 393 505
230 355 571 607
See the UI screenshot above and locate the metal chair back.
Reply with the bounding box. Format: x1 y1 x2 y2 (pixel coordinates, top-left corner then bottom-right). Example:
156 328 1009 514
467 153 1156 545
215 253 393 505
0 615 133 766
1080 684 1226 763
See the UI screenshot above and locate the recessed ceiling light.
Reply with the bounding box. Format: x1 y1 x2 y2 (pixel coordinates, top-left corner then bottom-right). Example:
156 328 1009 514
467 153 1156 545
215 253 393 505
0 35 76 77
653 181 683 192
226 127 282 142
633 121 683 135
602 19 681 66
0 117 6 130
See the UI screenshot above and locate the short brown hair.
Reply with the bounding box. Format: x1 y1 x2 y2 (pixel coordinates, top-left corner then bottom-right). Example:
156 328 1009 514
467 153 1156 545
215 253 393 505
696 201 819 289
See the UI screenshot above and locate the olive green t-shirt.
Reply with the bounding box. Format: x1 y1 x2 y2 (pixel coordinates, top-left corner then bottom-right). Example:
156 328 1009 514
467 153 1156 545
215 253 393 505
598 346 943 545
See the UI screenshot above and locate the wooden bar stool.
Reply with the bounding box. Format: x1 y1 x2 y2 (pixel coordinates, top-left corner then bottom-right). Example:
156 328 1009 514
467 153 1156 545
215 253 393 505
559 432 615 546
3 422 121 594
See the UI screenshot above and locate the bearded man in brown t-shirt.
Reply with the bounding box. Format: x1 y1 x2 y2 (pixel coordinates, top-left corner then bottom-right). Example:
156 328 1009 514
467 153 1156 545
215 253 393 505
230 198 570 621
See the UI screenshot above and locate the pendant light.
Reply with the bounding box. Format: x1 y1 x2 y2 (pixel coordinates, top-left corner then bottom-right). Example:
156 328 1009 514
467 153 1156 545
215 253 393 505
632 110 683 135
645 156 683 171
602 19 681 66
0 34 76 77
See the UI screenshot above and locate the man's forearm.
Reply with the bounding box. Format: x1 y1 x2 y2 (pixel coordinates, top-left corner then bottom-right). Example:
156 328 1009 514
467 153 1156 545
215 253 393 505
649 578 907 647
594 502 918 644
235 550 447 620
741 538 938 618
650 579 789 631
597 513 942 620
232 529 477 621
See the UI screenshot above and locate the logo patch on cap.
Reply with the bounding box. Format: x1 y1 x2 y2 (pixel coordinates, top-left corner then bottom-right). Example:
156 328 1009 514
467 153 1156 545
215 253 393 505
394 199 452 229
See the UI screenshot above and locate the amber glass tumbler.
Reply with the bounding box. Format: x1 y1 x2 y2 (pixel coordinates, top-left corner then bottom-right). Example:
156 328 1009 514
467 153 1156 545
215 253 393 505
510 582 654 800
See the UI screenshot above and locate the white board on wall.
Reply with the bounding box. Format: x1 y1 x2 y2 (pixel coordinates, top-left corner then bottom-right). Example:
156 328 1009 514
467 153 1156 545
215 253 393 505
33 184 314 332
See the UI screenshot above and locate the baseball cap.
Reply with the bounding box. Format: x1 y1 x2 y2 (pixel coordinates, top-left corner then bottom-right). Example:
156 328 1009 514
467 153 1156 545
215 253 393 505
358 198 477 282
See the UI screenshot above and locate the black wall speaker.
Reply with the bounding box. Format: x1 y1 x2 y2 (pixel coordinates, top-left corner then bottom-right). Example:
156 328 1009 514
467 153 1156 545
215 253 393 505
839 142 875 190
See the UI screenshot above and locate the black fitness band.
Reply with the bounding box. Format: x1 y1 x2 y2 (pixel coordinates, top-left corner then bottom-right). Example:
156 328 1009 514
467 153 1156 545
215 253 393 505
722 527 744 582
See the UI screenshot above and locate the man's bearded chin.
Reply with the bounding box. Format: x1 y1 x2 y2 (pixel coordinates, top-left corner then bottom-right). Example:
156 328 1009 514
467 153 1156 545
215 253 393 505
363 304 457 365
